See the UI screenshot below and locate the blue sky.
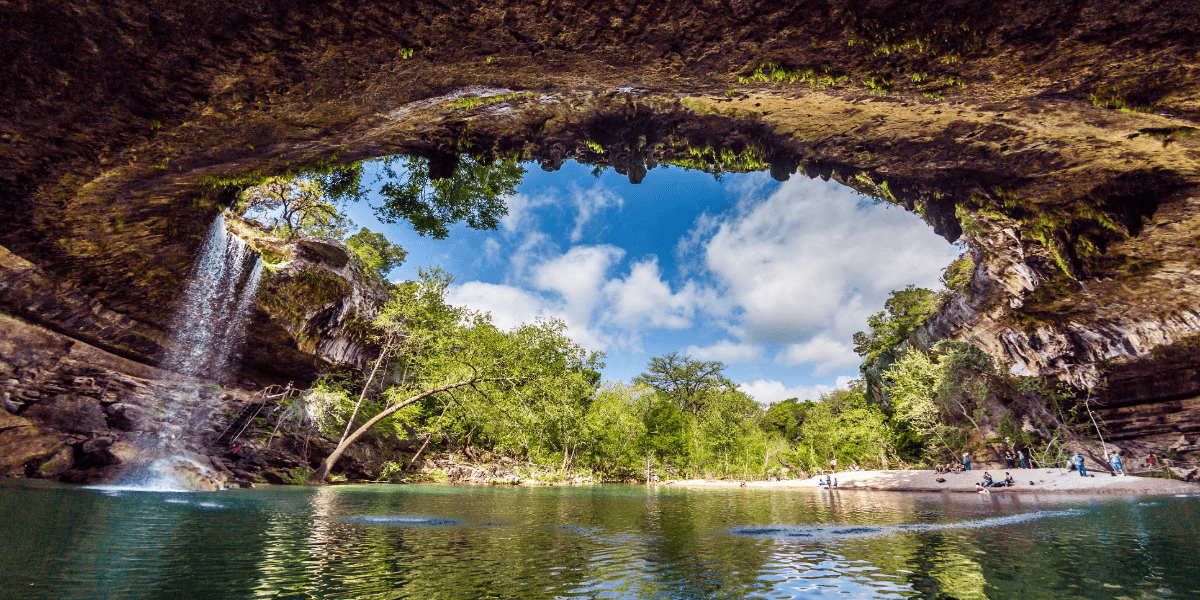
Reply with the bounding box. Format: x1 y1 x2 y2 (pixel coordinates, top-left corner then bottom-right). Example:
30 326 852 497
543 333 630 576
341 160 962 405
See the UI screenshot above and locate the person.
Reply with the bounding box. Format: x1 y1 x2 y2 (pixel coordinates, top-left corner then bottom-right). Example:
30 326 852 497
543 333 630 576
833 477 839 488
981 471 994 487
1017 449 1029 470
1072 451 1087 477
830 457 838 472
963 452 971 471
1110 452 1125 476
1004 451 1014 469
825 474 832 488
1004 472 1015 486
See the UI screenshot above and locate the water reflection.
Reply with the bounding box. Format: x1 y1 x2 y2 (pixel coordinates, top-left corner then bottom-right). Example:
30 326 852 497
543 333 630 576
1 481 1197 600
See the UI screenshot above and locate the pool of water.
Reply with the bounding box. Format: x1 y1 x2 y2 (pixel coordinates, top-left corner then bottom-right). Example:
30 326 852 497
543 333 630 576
1 480 1197 599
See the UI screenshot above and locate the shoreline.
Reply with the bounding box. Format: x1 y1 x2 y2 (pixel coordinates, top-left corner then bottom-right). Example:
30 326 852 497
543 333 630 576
657 468 1200 496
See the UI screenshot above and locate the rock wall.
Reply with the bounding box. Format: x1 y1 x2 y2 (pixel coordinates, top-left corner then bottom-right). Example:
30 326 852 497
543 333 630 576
0 233 394 487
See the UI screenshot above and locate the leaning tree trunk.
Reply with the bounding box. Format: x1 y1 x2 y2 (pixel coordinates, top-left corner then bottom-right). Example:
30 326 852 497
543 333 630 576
308 377 490 483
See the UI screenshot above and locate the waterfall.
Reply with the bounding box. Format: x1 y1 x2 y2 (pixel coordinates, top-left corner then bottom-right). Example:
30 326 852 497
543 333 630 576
161 213 263 381
101 214 263 491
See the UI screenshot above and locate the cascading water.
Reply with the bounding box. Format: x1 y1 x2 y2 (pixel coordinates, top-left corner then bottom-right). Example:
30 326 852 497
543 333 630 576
161 213 263 380
103 214 263 491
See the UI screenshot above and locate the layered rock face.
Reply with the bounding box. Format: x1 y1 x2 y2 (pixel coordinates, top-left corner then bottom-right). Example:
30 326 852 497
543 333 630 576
0 231 390 486
1 0 1199 479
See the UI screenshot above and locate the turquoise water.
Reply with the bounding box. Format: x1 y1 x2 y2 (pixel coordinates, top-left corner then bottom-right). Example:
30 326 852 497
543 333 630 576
1 480 1197 599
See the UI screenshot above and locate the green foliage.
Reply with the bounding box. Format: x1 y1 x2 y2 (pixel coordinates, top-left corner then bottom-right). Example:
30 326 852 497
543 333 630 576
940 253 974 293
737 63 847 89
852 285 940 364
451 92 537 111
239 177 354 241
260 267 350 326
763 398 811 441
345 228 406 279
632 352 736 416
780 383 899 472
663 144 769 178
303 378 356 437
862 75 893 95
312 268 605 481
880 341 1004 463
374 155 523 239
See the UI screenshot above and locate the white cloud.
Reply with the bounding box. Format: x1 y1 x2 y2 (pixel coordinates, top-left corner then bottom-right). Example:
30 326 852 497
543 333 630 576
695 176 959 371
570 183 623 242
685 339 763 363
446 281 552 331
737 375 856 405
447 171 958 386
777 335 861 376
446 281 611 351
601 257 697 330
533 245 625 327
481 237 502 263
500 192 552 235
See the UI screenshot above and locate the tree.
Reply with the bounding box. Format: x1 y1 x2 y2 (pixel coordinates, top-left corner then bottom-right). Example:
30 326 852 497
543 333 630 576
309 268 603 482
345 228 407 279
852 285 941 363
240 177 353 240
582 383 654 476
375 154 524 239
633 352 736 416
763 398 811 441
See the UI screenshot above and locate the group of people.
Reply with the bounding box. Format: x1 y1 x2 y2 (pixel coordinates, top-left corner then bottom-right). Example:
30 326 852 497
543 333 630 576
1001 450 1031 469
934 463 964 474
1066 450 1126 476
978 471 1017 488
818 475 838 488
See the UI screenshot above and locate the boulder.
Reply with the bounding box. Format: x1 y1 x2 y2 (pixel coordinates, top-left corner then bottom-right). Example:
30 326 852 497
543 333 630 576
104 402 149 431
1169 466 1198 482
23 396 109 434
0 421 68 476
36 446 74 476
79 437 120 467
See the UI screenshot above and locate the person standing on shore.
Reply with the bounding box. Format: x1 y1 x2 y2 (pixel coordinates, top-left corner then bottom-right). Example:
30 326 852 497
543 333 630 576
962 452 971 471
1110 452 1125 476
1017 449 1029 469
1072 451 1087 476
830 457 838 473
1004 451 1014 469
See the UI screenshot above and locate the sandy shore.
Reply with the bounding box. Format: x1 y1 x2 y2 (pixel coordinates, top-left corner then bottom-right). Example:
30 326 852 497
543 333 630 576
662 468 1200 495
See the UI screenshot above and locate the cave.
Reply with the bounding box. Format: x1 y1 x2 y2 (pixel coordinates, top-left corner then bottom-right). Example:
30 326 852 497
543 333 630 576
2 0 1199 482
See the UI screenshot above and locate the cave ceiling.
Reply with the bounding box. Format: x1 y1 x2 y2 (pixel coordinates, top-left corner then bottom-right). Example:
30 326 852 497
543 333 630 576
1 0 1198 387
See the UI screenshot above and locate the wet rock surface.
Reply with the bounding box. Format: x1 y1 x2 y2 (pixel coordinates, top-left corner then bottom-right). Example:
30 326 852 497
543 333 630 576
0 310 390 487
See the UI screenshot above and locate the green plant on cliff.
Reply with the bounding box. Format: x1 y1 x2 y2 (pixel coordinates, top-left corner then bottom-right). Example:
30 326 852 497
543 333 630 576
940 253 974 294
852 285 941 365
345 228 407 279
260 268 350 326
374 155 523 239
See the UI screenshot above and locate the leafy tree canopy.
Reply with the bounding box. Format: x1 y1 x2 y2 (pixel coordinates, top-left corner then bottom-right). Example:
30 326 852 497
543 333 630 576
310 268 604 482
633 352 736 416
240 177 354 241
375 155 523 239
852 285 941 363
345 228 407 279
